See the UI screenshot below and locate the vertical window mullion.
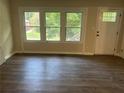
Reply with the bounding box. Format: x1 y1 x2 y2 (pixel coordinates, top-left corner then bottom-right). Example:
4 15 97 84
40 11 46 42
61 11 66 42
39 11 42 42
23 12 27 41
79 12 83 42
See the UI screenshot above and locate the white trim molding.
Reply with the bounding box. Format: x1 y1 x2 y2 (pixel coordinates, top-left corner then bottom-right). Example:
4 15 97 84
15 50 84 55
83 52 94 55
4 52 16 60
0 46 5 65
14 50 96 56
18 7 87 53
0 52 15 66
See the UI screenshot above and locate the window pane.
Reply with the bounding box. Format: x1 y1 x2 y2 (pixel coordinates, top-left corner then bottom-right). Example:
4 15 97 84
66 28 81 41
24 12 40 26
102 12 117 22
25 26 40 40
66 13 82 27
46 12 60 27
45 12 61 41
46 27 60 41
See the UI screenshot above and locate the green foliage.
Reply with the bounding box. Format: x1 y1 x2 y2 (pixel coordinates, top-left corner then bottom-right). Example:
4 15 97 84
67 13 82 27
46 28 60 41
25 12 82 41
66 13 82 41
26 27 40 40
25 12 40 26
66 28 81 41
45 12 60 41
46 13 60 27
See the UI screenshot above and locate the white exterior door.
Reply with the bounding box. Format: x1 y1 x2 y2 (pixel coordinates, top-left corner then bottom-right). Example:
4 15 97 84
120 35 124 58
95 8 122 55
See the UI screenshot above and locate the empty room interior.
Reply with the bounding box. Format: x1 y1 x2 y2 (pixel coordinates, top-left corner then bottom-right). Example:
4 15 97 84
0 0 124 93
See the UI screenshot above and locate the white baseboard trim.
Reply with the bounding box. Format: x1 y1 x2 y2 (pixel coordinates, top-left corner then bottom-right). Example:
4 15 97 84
4 52 16 60
119 55 124 59
114 53 120 57
15 51 84 55
83 52 94 55
14 51 23 53
94 54 114 56
0 52 15 66
14 50 95 56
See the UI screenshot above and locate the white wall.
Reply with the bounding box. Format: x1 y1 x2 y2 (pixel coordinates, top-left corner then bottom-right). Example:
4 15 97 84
1 0 122 57
10 0 124 55
0 0 13 65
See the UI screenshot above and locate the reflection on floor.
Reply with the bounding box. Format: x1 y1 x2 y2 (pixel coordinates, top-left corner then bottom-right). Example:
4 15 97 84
0 54 124 93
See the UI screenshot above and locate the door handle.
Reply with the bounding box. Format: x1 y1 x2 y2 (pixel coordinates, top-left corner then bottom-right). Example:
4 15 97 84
97 31 99 33
96 34 99 37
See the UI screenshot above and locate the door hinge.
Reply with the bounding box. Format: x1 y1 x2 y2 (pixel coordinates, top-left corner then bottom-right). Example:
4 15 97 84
119 13 122 17
117 32 119 35
121 49 123 52
114 48 116 51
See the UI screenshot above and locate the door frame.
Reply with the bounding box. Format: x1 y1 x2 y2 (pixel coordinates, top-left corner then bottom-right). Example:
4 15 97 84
94 7 123 55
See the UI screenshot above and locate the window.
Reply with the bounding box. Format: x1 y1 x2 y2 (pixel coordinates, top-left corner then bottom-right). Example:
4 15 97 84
22 8 85 43
66 13 82 41
45 12 61 41
24 12 41 40
102 12 117 22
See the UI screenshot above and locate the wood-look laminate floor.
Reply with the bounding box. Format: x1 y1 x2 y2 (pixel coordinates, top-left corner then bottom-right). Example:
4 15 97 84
0 54 124 93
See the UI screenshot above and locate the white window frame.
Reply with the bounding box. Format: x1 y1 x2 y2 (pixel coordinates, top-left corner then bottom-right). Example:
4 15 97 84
19 8 42 43
19 7 87 44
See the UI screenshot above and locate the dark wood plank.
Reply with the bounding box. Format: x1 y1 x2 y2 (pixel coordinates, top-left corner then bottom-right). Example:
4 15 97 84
0 54 124 93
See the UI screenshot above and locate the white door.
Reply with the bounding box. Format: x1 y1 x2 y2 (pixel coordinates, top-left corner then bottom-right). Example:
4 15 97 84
95 9 122 55
120 35 124 58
